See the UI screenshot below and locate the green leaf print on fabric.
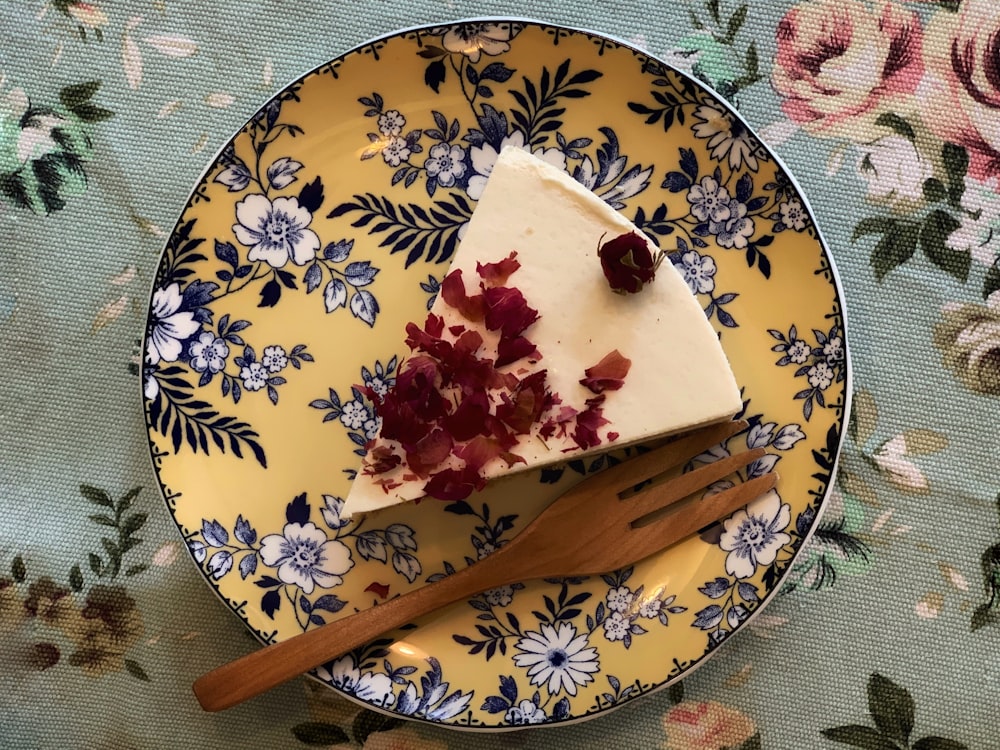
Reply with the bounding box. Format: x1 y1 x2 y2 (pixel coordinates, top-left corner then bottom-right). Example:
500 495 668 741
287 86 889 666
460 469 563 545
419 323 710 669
821 674 968 750
0 78 113 214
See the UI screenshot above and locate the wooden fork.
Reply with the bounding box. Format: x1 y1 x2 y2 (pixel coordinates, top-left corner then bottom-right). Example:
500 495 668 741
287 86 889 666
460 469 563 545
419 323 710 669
193 419 776 711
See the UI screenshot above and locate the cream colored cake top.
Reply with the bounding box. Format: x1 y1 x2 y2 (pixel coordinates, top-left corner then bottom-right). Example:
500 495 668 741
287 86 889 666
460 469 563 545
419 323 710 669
343 146 741 516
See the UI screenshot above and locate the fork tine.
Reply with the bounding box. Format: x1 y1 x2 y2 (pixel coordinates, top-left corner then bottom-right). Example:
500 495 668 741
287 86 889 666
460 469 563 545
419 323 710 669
625 473 779 560
623 447 767 524
576 419 749 498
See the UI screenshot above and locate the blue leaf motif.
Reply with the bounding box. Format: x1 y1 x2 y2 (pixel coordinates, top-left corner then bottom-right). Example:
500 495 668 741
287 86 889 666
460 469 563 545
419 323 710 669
693 604 724 630
737 582 759 602
286 493 309 525
214 240 239 268
481 695 509 714
312 595 346 613
350 290 379 327
698 577 730 599
323 239 353 262
392 551 421 583
303 262 322 293
238 553 257 579
324 278 348 312
679 147 699 181
262 589 281 618
552 697 571 720
234 514 257 545
499 674 518 702
207 550 232 579
202 519 229 547
344 260 379 287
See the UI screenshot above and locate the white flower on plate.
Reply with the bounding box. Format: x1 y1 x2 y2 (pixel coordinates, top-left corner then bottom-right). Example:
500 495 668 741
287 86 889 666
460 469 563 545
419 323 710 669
324 654 395 707
189 332 229 374
638 596 665 619
779 198 807 231
146 282 199 365
425 142 467 187
673 249 717 295
377 109 406 137
261 344 287 373
240 361 268 391
232 194 320 268
807 362 834 390
686 176 732 223
505 699 547 725
466 130 566 200
719 490 791 579
512 622 599 696
258 521 354 594
602 611 630 642
787 339 811 364
822 336 844 365
382 136 411 167
266 157 303 189
856 135 933 203
692 103 759 172
485 585 514 607
437 22 520 63
366 374 390 397
363 418 380 441
605 585 634 614
711 200 755 249
339 400 368 429
476 540 497 559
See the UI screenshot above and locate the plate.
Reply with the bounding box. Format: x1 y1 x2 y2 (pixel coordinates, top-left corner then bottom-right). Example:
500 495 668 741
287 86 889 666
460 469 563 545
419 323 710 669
143 19 849 729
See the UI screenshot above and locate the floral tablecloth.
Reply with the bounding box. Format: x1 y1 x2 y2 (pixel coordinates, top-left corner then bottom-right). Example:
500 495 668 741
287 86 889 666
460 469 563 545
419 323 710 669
2 1 999 748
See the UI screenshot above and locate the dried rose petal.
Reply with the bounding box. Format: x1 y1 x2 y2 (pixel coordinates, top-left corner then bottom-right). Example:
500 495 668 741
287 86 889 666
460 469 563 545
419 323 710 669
580 349 632 393
364 444 402 476
443 390 491 441
441 269 486 321
423 466 484 501
496 335 541 367
477 251 520 286
496 370 551 434
598 231 660 295
482 285 539 339
405 428 454 478
607 431 620 442
572 395 609 450
365 581 390 599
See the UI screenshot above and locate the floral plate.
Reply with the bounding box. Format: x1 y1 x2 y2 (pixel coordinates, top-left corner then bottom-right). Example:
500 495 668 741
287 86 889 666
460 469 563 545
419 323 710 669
142 20 849 729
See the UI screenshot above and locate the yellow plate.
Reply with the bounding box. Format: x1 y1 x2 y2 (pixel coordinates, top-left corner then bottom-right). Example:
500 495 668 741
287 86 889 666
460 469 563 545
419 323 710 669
143 20 849 729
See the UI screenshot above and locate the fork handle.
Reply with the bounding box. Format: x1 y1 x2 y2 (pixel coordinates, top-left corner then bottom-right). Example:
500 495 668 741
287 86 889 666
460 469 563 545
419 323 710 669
192 550 514 712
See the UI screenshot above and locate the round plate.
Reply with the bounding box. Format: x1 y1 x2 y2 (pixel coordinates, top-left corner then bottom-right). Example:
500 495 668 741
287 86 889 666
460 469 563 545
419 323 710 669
143 19 848 729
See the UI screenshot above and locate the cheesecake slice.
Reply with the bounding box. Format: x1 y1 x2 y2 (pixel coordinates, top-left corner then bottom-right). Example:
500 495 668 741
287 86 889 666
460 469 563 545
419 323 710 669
343 147 741 516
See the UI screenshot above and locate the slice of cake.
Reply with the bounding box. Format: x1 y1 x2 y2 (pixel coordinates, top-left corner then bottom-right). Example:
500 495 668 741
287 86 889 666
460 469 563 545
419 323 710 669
343 147 741 516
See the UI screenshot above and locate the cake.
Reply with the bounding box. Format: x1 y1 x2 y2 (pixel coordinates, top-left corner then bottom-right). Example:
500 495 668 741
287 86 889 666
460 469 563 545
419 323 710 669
342 147 741 516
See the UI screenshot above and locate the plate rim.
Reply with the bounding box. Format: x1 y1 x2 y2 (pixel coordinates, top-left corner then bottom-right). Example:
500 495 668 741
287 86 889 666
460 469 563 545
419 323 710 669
140 15 853 731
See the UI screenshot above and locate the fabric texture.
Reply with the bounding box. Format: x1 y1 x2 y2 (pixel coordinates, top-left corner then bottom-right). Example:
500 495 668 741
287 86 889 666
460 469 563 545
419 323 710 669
2 0 998 748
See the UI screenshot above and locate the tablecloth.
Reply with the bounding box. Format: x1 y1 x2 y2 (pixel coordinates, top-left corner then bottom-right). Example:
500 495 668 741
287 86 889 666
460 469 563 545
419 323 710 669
2 0 998 748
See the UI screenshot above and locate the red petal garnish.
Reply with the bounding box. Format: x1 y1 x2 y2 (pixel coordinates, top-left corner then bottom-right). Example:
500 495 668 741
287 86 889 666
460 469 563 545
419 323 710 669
607 431 620 442
423 466 484 501
482 285 539 339
477 251 520 286
496 370 551 434
443 390 491 441
580 349 632 394
365 581 390 599
454 435 504 472
496 335 541 367
363 445 402 475
405 427 454 478
572 395 609 450
441 269 486 321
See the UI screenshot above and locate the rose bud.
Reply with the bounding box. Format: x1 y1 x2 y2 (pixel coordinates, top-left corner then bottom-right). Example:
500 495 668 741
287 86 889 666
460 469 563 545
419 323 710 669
598 231 663 294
